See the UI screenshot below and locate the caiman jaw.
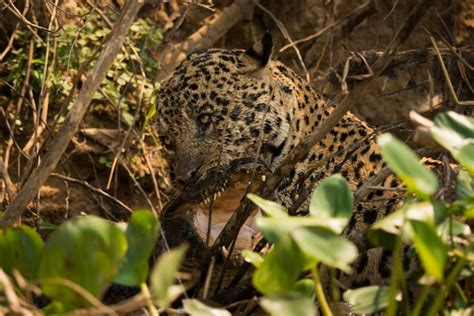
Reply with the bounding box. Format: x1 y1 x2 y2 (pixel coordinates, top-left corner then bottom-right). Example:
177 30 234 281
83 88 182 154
192 170 265 251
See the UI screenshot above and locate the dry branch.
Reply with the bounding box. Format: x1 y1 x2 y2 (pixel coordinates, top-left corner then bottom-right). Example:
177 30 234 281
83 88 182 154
210 0 436 256
155 0 254 81
279 0 376 53
0 0 146 228
326 47 474 92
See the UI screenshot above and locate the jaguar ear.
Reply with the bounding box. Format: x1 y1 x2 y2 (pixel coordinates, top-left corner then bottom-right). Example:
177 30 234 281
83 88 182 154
245 32 273 67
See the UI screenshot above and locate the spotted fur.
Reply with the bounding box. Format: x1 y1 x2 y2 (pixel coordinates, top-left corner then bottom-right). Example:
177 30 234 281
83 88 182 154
155 35 412 288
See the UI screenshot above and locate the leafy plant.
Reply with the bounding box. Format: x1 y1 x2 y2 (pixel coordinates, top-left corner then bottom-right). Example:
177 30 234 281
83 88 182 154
244 111 473 315
246 174 357 315
0 211 186 314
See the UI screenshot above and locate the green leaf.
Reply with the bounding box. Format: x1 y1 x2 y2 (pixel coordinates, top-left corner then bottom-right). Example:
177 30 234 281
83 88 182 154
247 193 288 217
453 143 474 174
260 294 317 316
291 227 358 273
465 205 474 219
367 201 440 249
150 244 187 307
242 250 264 268
39 216 127 309
42 301 66 314
431 111 474 147
457 168 474 201
121 111 135 126
114 210 159 286
0 226 44 279
410 219 447 282
37 220 59 231
182 299 231 316
431 112 474 173
253 237 306 295
309 174 353 232
437 219 471 241
377 133 438 199
343 286 392 314
257 216 349 243
294 279 316 300
256 217 300 243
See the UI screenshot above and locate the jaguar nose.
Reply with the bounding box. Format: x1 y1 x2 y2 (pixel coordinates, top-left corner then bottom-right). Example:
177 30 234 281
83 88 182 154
176 167 198 185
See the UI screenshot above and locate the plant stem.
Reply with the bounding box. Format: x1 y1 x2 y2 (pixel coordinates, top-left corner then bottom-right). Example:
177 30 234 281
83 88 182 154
454 282 468 304
426 259 466 316
141 282 158 316
311 266 333 316
412 286 430 316
386 235 403 316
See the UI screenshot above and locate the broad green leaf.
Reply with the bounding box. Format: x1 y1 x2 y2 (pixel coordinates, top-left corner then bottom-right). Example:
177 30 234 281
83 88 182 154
247 193 288 217
114 210 159 286
431 111 474 147
291 227 358 273
437 219 471 242
256 217 302 242
453 143 474 174
465 206 474 219
457 169 474 200
343 286 392 314
260 294 317 316
242 250 264 268
410 219 447 282
257 216 349 243
294 279 316 300
377 133 438 199
182 299 231 316
39 216 127 309
253 237 306 295
309 174 353 232
150 244 187 307
431 112 474 173
0 226 44 279
367 201 441 249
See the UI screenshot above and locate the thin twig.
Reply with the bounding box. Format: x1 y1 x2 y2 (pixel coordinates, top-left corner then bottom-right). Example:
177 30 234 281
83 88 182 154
280 1 375 53
354 167 392 204
50 173 133 213
6 0 61 33
41 278 116 315
427 31 474 106
202 256 216 299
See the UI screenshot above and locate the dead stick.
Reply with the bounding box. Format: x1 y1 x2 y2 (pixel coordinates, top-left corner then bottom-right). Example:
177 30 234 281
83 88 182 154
211 0 435 253
0 0 145 227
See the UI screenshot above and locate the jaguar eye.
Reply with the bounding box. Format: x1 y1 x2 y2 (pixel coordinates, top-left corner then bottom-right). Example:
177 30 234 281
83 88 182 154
159 135 173 150
197 114 211 126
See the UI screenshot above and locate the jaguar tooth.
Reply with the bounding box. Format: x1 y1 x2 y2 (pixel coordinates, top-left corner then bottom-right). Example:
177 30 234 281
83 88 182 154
261 175 266 182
